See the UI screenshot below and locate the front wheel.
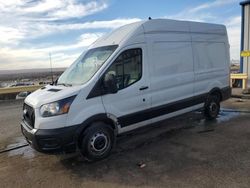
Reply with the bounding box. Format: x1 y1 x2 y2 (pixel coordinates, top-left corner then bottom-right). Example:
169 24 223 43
79 122 114 161
204 94 220 120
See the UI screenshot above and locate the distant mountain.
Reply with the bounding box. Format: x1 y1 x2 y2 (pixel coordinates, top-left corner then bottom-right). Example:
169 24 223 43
0 68 66 75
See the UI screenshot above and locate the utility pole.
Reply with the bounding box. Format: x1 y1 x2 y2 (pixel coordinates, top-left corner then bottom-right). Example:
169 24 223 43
49 53 54 83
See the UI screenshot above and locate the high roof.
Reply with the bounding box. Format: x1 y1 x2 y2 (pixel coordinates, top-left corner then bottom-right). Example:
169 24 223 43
90 19 226 49
142 19 225 35
89 21 145 49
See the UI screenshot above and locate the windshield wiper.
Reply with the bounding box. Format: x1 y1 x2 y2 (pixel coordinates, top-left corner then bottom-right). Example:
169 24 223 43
56 83 72 87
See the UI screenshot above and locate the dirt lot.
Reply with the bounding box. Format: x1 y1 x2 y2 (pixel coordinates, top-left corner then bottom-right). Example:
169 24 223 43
1 98 250 188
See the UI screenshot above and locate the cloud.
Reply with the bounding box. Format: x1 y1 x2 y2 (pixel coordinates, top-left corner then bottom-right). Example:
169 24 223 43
38 33 104 52
34 18 142 34
226 16 241 27
0 0 110 44
165 0 238 22
224 16 241 60
0 1 141 70
189 0 238 13
23 0 64 13
0 0 108 21
0 33 103 70
0 0 111 70
0 17 141 70
0 16 141 70
0 26 25 45
47 1 108 21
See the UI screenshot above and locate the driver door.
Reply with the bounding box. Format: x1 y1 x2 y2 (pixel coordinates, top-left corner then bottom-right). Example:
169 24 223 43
101 45 151 131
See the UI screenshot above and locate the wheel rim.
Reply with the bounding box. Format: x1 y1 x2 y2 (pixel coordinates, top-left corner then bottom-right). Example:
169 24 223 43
209 102 218 116
89 132 109 154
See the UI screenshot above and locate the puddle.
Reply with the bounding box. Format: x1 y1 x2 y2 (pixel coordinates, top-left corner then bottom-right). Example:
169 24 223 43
217 108 240 123
0 137 27 152
194 108 240 126
5 137 27 148
0 137 36 159
182 108 242 134
7 137 35 159
8 145 36 159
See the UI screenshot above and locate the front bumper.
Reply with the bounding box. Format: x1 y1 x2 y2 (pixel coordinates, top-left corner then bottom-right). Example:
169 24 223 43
21 120 78 153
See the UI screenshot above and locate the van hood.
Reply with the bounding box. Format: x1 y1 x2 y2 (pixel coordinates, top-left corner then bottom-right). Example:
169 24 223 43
24 84 81 108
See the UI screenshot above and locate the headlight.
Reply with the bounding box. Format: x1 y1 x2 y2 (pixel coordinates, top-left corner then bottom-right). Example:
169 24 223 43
40 96 76 117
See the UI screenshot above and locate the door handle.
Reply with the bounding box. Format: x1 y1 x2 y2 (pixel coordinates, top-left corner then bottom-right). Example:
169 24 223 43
139 86 149 90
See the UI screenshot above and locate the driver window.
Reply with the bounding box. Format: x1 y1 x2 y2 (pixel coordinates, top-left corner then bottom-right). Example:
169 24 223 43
106 48 142 90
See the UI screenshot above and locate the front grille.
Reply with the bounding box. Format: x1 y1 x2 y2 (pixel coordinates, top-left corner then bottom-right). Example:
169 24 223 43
23 103 35 128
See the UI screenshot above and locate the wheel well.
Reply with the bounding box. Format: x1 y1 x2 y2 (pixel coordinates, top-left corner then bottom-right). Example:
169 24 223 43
76 117 116 149
209 88 222 101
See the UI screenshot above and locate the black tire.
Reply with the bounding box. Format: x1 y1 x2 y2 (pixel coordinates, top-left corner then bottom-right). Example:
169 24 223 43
204 94 220 120
79 122 114 161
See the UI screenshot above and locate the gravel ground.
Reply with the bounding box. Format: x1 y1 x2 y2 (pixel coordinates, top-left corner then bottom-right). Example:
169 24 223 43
0 98 250 188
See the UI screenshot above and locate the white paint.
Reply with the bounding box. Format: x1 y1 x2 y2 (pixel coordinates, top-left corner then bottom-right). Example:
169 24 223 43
24 19 230 134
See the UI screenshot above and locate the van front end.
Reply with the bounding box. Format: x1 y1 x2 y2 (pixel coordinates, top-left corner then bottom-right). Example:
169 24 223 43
20 44 119 159
20 85 81 154
21 118 78 153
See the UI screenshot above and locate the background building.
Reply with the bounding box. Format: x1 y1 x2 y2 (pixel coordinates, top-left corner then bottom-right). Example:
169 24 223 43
240 0 250 79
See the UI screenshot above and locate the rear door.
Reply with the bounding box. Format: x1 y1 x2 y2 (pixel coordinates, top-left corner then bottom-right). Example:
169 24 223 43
101 45 151 131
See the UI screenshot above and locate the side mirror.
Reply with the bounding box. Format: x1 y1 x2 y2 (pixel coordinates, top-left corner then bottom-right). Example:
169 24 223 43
104 73 118 94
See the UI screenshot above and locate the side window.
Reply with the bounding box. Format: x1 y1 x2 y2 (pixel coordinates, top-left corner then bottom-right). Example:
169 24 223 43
106 48 142 90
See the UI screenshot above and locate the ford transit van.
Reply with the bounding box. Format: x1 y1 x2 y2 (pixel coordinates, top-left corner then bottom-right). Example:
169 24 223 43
21 19 231 161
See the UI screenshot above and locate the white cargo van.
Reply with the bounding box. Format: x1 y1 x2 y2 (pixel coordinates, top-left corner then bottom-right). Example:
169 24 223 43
21 19 231 161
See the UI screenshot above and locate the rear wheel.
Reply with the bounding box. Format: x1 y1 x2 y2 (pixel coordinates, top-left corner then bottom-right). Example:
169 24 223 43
79 122 114 161
204 94 220 120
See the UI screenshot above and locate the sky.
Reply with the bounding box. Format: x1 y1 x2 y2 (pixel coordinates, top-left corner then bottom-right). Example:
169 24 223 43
0 0 242 70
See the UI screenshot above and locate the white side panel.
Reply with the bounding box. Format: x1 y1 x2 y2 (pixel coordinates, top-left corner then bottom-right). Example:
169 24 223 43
149 41 194 108
193 42 229 96
191 34 227 43
67 96 106 127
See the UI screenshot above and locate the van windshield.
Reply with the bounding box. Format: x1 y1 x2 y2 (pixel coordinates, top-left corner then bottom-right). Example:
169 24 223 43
57 45 118 86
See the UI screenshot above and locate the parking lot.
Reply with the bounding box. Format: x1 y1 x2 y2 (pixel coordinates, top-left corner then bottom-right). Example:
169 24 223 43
1 98 250 188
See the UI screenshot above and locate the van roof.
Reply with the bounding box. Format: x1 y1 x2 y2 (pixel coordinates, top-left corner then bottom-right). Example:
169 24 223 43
89 21 145 49
90 19 226 48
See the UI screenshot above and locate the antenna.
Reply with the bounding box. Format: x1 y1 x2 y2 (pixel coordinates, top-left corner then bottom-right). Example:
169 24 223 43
49 53 54 83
